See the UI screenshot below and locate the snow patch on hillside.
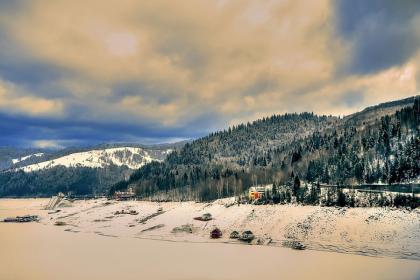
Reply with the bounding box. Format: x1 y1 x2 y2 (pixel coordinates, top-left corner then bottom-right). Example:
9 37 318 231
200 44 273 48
12 153 44 164
19 147 168 172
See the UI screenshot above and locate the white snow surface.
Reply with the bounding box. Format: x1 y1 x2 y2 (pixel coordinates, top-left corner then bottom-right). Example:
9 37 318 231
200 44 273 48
36 198 420 260
19 147 167 172
12 153 44 164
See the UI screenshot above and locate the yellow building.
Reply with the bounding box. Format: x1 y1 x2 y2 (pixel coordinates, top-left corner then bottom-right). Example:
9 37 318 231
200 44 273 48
248 185 273 200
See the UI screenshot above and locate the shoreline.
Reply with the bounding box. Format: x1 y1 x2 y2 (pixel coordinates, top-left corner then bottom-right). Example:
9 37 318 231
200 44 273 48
1 198 420 280
1 198 419 261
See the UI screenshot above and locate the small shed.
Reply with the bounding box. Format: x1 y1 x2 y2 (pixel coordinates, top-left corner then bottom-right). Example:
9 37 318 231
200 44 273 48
210 228 222 239
240 230 254 242
229 231 240 239
194 213 213 221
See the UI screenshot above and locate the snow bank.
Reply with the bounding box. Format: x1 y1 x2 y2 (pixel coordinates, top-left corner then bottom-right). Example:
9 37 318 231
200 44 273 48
39 198 420 260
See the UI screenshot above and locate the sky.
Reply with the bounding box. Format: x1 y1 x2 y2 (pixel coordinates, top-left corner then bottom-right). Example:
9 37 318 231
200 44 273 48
0 0 419 148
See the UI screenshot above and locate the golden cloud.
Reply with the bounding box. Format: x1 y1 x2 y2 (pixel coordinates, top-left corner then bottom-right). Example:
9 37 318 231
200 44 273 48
0 80 64 117
4 0 335 89
0 0 417 129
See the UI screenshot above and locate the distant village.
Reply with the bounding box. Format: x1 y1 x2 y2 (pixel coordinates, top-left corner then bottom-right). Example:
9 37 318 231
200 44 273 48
113 182 420 209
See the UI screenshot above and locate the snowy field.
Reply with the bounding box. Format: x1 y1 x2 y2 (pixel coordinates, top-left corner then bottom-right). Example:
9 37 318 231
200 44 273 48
0 198 419 280
2 198 419 260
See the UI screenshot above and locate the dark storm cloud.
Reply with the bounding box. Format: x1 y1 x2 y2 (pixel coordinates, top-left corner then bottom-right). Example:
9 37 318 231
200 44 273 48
0 112 203 147
336 0 420 74
0 26 74 100
0 0 417 148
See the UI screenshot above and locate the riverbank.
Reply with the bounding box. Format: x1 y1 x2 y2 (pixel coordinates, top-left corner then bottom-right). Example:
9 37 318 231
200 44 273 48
1 198 420 280
2 198 420 259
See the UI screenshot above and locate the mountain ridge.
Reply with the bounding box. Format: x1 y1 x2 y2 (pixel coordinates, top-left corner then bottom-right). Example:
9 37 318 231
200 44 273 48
18 146 172 172
119 95 419 200
0 96 418 198
0 142 181 197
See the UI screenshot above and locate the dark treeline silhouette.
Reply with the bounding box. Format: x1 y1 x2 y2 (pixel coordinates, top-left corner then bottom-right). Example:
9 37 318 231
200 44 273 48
0 165 131 197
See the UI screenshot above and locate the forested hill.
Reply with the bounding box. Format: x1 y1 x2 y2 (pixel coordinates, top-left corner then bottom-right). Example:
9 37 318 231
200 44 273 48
118 96 419 200
168 113 337 168
343 95 418 127
0 144 177 197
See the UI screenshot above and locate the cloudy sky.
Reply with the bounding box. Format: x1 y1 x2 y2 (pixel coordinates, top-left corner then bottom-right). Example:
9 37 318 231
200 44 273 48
0 0 419 148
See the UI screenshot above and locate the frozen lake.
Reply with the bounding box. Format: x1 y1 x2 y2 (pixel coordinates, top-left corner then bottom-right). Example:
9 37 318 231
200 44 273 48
0 199 419 280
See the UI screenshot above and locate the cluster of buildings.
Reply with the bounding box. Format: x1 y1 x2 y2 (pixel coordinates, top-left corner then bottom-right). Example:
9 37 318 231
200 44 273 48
114 187 136 200
248 184 273 200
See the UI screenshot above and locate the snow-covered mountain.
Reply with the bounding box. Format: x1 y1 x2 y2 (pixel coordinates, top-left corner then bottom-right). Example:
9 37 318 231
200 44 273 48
19 147 172 172
0 143 182 197
0 147 48 171
12 153 44 164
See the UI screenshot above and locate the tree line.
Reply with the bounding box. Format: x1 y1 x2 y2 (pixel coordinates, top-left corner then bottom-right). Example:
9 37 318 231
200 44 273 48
113 98 419 202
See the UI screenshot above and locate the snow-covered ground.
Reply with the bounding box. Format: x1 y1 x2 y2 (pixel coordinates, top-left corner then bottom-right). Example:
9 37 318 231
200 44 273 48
12 153 44 164
1 199 419 280
19 147 169 172
1 198 419 280
23 198 420 260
